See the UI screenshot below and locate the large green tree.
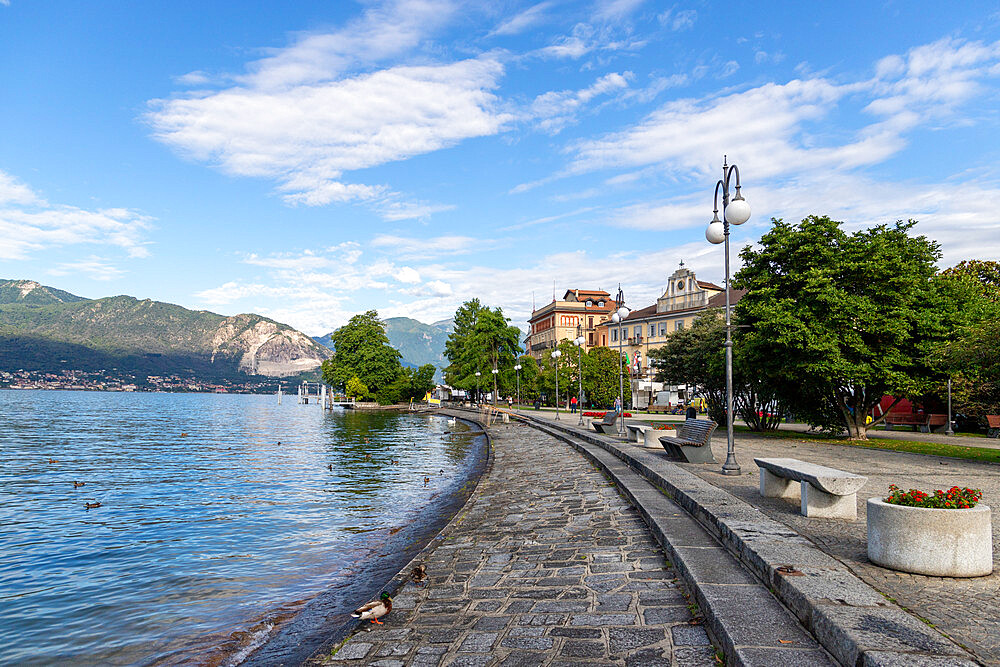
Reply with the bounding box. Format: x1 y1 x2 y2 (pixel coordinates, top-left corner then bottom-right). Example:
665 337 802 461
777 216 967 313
321 310 402 397
586 346 630 409
734 216 957 439
443 300 522 401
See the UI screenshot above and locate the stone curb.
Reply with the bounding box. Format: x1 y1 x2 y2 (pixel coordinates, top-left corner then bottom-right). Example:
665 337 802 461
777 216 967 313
304 411 495 665
516 414 981 667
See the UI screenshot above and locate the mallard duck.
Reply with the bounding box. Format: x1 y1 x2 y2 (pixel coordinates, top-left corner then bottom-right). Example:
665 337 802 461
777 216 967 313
73 481 86 488
410 564 427 586
352 592 391 624
85 502 101 509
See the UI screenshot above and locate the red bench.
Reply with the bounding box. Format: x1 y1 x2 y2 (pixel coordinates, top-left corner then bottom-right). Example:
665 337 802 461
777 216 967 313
884 413 948 433
988 415 1000 439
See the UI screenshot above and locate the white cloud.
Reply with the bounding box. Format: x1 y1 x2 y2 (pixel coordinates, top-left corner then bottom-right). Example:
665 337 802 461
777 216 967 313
48 256 125 281
594 0 645 21
0 170 153 261
492 1 553 36
529 72 633 133
658 8 697 31
395 266 422 284
148 58 510 210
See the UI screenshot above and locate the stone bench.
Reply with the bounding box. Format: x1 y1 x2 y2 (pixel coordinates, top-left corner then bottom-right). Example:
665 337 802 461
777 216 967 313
592 411 620 434
754 457 868 520
624 423 652 442
658 419 717 463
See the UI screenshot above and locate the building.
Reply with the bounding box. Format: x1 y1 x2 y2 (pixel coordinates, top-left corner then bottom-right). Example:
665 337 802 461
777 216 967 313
524 289 618 361
595 263 744 408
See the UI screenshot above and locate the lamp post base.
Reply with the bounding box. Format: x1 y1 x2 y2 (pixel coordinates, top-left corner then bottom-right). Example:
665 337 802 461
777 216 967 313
721 455 741 476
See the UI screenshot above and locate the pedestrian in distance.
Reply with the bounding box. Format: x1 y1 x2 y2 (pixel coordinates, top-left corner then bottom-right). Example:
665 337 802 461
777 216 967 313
570 396 578 413
685 404 697 420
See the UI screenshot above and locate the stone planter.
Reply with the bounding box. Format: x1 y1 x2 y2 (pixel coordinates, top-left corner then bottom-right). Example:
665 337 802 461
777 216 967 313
867 498 993 577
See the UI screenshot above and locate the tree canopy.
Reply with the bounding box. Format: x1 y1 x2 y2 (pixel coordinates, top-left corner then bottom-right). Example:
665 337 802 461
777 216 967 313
733 216 957 439
443 300 522 399
321 310 402 398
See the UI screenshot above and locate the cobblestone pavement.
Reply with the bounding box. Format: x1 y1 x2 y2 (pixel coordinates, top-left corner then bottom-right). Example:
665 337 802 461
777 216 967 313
319 422 718 667
669 434 1000 666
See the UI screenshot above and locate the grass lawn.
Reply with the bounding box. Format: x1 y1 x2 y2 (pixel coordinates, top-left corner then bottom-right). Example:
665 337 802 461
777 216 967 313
734 425 1000 464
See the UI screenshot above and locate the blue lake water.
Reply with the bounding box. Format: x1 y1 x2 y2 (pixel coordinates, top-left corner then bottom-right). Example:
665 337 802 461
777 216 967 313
0 390 483 666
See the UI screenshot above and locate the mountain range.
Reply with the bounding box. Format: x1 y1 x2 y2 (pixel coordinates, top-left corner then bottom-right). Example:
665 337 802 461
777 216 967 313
0 280 331 381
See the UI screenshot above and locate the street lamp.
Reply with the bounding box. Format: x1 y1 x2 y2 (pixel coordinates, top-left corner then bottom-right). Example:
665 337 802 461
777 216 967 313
475 370 481 406
514 363 522 411
610 285 629 436
491 367 499 407
552 349 562 420
705 155 751 476
574 323 585 426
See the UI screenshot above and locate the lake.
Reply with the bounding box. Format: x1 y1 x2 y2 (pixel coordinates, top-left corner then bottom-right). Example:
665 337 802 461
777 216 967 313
0 390 485 666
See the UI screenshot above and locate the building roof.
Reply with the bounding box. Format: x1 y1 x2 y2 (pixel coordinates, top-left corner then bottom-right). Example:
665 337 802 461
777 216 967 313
697 280 723 291
597 289 747 325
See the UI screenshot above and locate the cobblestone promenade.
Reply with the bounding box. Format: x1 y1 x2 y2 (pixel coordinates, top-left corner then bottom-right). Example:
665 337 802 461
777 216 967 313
321 421 717 666
673 433 1000 666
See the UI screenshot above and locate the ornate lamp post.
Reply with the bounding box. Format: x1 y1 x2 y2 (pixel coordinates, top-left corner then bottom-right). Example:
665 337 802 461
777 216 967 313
610 285 629 436
705 155 751 475
514 363 522 411
574 323 585 426
475 370 481 406
491 367 499 407
552 349 563 420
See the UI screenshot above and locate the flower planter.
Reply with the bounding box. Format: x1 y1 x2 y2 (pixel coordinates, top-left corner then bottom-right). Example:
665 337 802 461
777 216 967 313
867 498 993 577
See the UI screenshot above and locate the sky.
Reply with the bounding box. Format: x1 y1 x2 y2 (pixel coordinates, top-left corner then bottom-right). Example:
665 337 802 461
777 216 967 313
2 0 999 336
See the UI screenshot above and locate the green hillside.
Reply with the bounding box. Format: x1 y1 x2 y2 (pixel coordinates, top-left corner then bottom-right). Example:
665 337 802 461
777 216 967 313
315 316 449 380
0 281 330 380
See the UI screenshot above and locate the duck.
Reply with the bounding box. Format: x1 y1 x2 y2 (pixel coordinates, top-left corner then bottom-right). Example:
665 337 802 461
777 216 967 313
48 458 58 464
85 502 101 509
423 476 430 486
73 481 86 488
352 592 391 625
410 564 427 587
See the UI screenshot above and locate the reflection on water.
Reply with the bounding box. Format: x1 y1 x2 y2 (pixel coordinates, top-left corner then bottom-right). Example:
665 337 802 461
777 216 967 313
0 390 478 666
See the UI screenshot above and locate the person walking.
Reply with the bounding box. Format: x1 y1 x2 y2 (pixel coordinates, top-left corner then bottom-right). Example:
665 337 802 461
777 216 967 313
685 403 697 420
570 396 578 413
613 395 622 414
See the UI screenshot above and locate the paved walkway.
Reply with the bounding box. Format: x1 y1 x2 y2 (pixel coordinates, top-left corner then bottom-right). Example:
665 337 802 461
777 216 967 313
654 432 1000 666
318 421 717 667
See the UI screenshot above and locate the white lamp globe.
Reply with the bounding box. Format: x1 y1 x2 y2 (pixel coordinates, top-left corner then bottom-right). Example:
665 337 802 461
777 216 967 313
491 368 498 374
706 220 725 244
514 364 521 370
611 313 620 323
552 350 561 359
475 371 481 377
725 197 751 225
616 306 629 319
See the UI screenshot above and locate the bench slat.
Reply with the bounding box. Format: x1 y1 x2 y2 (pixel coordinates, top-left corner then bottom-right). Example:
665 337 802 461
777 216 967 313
754 457 867 496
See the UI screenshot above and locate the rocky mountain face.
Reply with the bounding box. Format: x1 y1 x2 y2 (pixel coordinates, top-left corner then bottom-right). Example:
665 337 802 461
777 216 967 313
0 281 330 379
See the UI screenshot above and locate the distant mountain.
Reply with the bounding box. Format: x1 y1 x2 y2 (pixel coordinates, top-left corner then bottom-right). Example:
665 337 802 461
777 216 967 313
431 317 454 334
0 279 88 305
315 316 450 381
0 280 330 380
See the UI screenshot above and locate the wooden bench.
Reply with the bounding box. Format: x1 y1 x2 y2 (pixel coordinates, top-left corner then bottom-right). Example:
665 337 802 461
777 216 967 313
884 412 948 433
658 419 717 463
647 405 669 414
592 411 620 434
754 458 868 520
624 423 653 442
988 415 1000 439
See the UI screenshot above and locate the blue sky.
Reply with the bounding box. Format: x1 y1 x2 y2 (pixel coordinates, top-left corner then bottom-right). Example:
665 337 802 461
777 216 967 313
2 0 999 335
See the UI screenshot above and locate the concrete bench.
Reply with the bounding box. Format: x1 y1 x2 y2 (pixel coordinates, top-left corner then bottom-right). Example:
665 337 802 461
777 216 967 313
987 415 1000 439
658 419 717 463
754 457 868 520
592 411 620 434
624 423 653 442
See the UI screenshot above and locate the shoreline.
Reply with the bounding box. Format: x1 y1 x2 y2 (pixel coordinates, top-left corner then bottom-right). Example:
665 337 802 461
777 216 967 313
234 411 493 666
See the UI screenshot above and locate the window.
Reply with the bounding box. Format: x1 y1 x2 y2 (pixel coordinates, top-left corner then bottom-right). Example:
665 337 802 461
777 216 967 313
588 317 593 328
634 325 641 338
589 333 594 345
659 322 667 336
611 328 617 342
649 324 656 337
586 300 593 307
598 300 604 307
675 320 685 330
621 327 627 340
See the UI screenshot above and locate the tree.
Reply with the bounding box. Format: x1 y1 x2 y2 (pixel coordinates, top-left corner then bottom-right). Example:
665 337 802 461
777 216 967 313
375 363 437 405
586 346 630 409
734 216 955 439
443 300 522 401
649 311 727 424
345 376 369 401
321 311 402 396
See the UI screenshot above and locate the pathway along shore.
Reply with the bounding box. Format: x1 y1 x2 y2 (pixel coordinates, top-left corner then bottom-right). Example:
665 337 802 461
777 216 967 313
313 415 725 666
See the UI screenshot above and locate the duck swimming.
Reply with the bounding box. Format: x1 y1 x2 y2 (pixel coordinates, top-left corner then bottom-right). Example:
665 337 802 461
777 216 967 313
85 502 101 509
352 592 391 625
73 481 86 488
